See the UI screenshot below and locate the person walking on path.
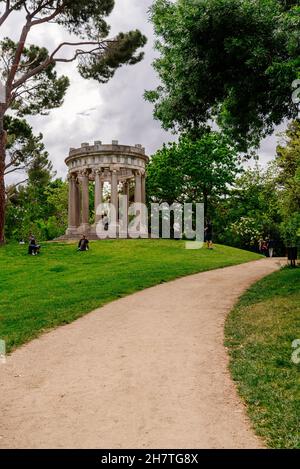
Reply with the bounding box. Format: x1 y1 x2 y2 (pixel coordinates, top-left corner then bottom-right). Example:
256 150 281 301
267 238 275 258
261 240 268 257
204 219 213 249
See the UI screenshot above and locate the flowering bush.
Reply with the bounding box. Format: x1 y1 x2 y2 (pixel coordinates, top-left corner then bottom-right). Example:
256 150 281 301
230 217 262 247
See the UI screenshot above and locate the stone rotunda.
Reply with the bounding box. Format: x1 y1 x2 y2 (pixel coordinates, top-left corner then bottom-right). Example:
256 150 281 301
63 140 149 239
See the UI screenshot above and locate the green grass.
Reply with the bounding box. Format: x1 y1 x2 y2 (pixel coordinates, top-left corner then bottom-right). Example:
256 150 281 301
225 267 300 448
0 239 260 353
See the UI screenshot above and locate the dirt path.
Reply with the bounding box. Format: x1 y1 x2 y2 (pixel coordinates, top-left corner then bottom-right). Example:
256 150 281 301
0 258 282 449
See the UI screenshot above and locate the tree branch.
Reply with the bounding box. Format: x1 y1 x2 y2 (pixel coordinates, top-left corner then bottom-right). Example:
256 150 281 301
53 42 108 63
29 1 65 26
6 19 32 94
12 40 113 90
5 1 65 98
5 165 26 175
4 149 24 170
12 81 43 100
0 0 23 27
5 178 28 195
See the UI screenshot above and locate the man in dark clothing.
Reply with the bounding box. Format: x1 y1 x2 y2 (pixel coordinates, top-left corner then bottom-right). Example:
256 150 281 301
78 235 89 251
287 246 297 267
28 237 41 255
204 219 213 249
267 238 275 258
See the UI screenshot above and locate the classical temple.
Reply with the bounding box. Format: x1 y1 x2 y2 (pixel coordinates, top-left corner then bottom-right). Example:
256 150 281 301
62 140 149 240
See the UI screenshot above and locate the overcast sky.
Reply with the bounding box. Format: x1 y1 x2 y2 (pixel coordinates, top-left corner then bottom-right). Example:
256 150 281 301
3 0 280 182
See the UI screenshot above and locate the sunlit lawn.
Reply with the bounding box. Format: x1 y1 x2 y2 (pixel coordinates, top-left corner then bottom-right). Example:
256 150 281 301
0 239 261 352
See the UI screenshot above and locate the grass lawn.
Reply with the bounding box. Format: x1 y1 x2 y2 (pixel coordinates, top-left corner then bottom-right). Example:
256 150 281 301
0 239 260 353
225 267 300 449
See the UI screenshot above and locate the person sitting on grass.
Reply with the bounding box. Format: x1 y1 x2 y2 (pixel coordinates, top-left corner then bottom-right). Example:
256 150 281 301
78 235 89 252
28 236 41 256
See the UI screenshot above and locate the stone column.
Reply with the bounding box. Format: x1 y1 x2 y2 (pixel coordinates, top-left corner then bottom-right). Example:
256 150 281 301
141 172 146 205
120 180 130 237
111 169 119 219
123 181 130 202
134 171 142 204
81 170 90 232
74 178 81 227
94 169 103 223
66 173 77 234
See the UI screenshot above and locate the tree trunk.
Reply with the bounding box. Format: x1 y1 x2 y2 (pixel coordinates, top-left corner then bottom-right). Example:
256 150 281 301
0 112 6 245
203 189 209 218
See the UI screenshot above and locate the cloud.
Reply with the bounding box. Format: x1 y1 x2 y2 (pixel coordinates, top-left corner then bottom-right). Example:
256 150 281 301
4 0 281 185
21 0 175 181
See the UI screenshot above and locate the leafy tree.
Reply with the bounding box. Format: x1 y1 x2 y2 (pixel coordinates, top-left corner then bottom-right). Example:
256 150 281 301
147 131 241 215
4 115 52 199
213 163 283 250
147 142 184 206
276 120 300 216
45 179 68 231
4 116 60 242
276 120 300 246
280 213 300 247
0 1 147 244
6 177 69 241
145 0 300 149
5 126 54 240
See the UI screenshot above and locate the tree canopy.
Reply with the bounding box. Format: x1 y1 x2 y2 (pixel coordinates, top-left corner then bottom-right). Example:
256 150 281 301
146 131 241 214
145 0 300 150
4 115 50 179
276 120 300 245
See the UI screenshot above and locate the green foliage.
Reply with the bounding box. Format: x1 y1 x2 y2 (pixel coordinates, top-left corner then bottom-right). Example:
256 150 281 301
146 0 300 150
276 120 300 246
147 131 241 213
3 116 65 241
79 30 147 83
276 120 300 216
230 217 262 247
4 115 48 174
214 163 283 250
0 38 70 116
5 178 68 241
280 212 300 246
56 0 115 37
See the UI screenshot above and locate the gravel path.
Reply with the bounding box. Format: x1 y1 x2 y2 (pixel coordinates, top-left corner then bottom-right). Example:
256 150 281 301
0 258 282 449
